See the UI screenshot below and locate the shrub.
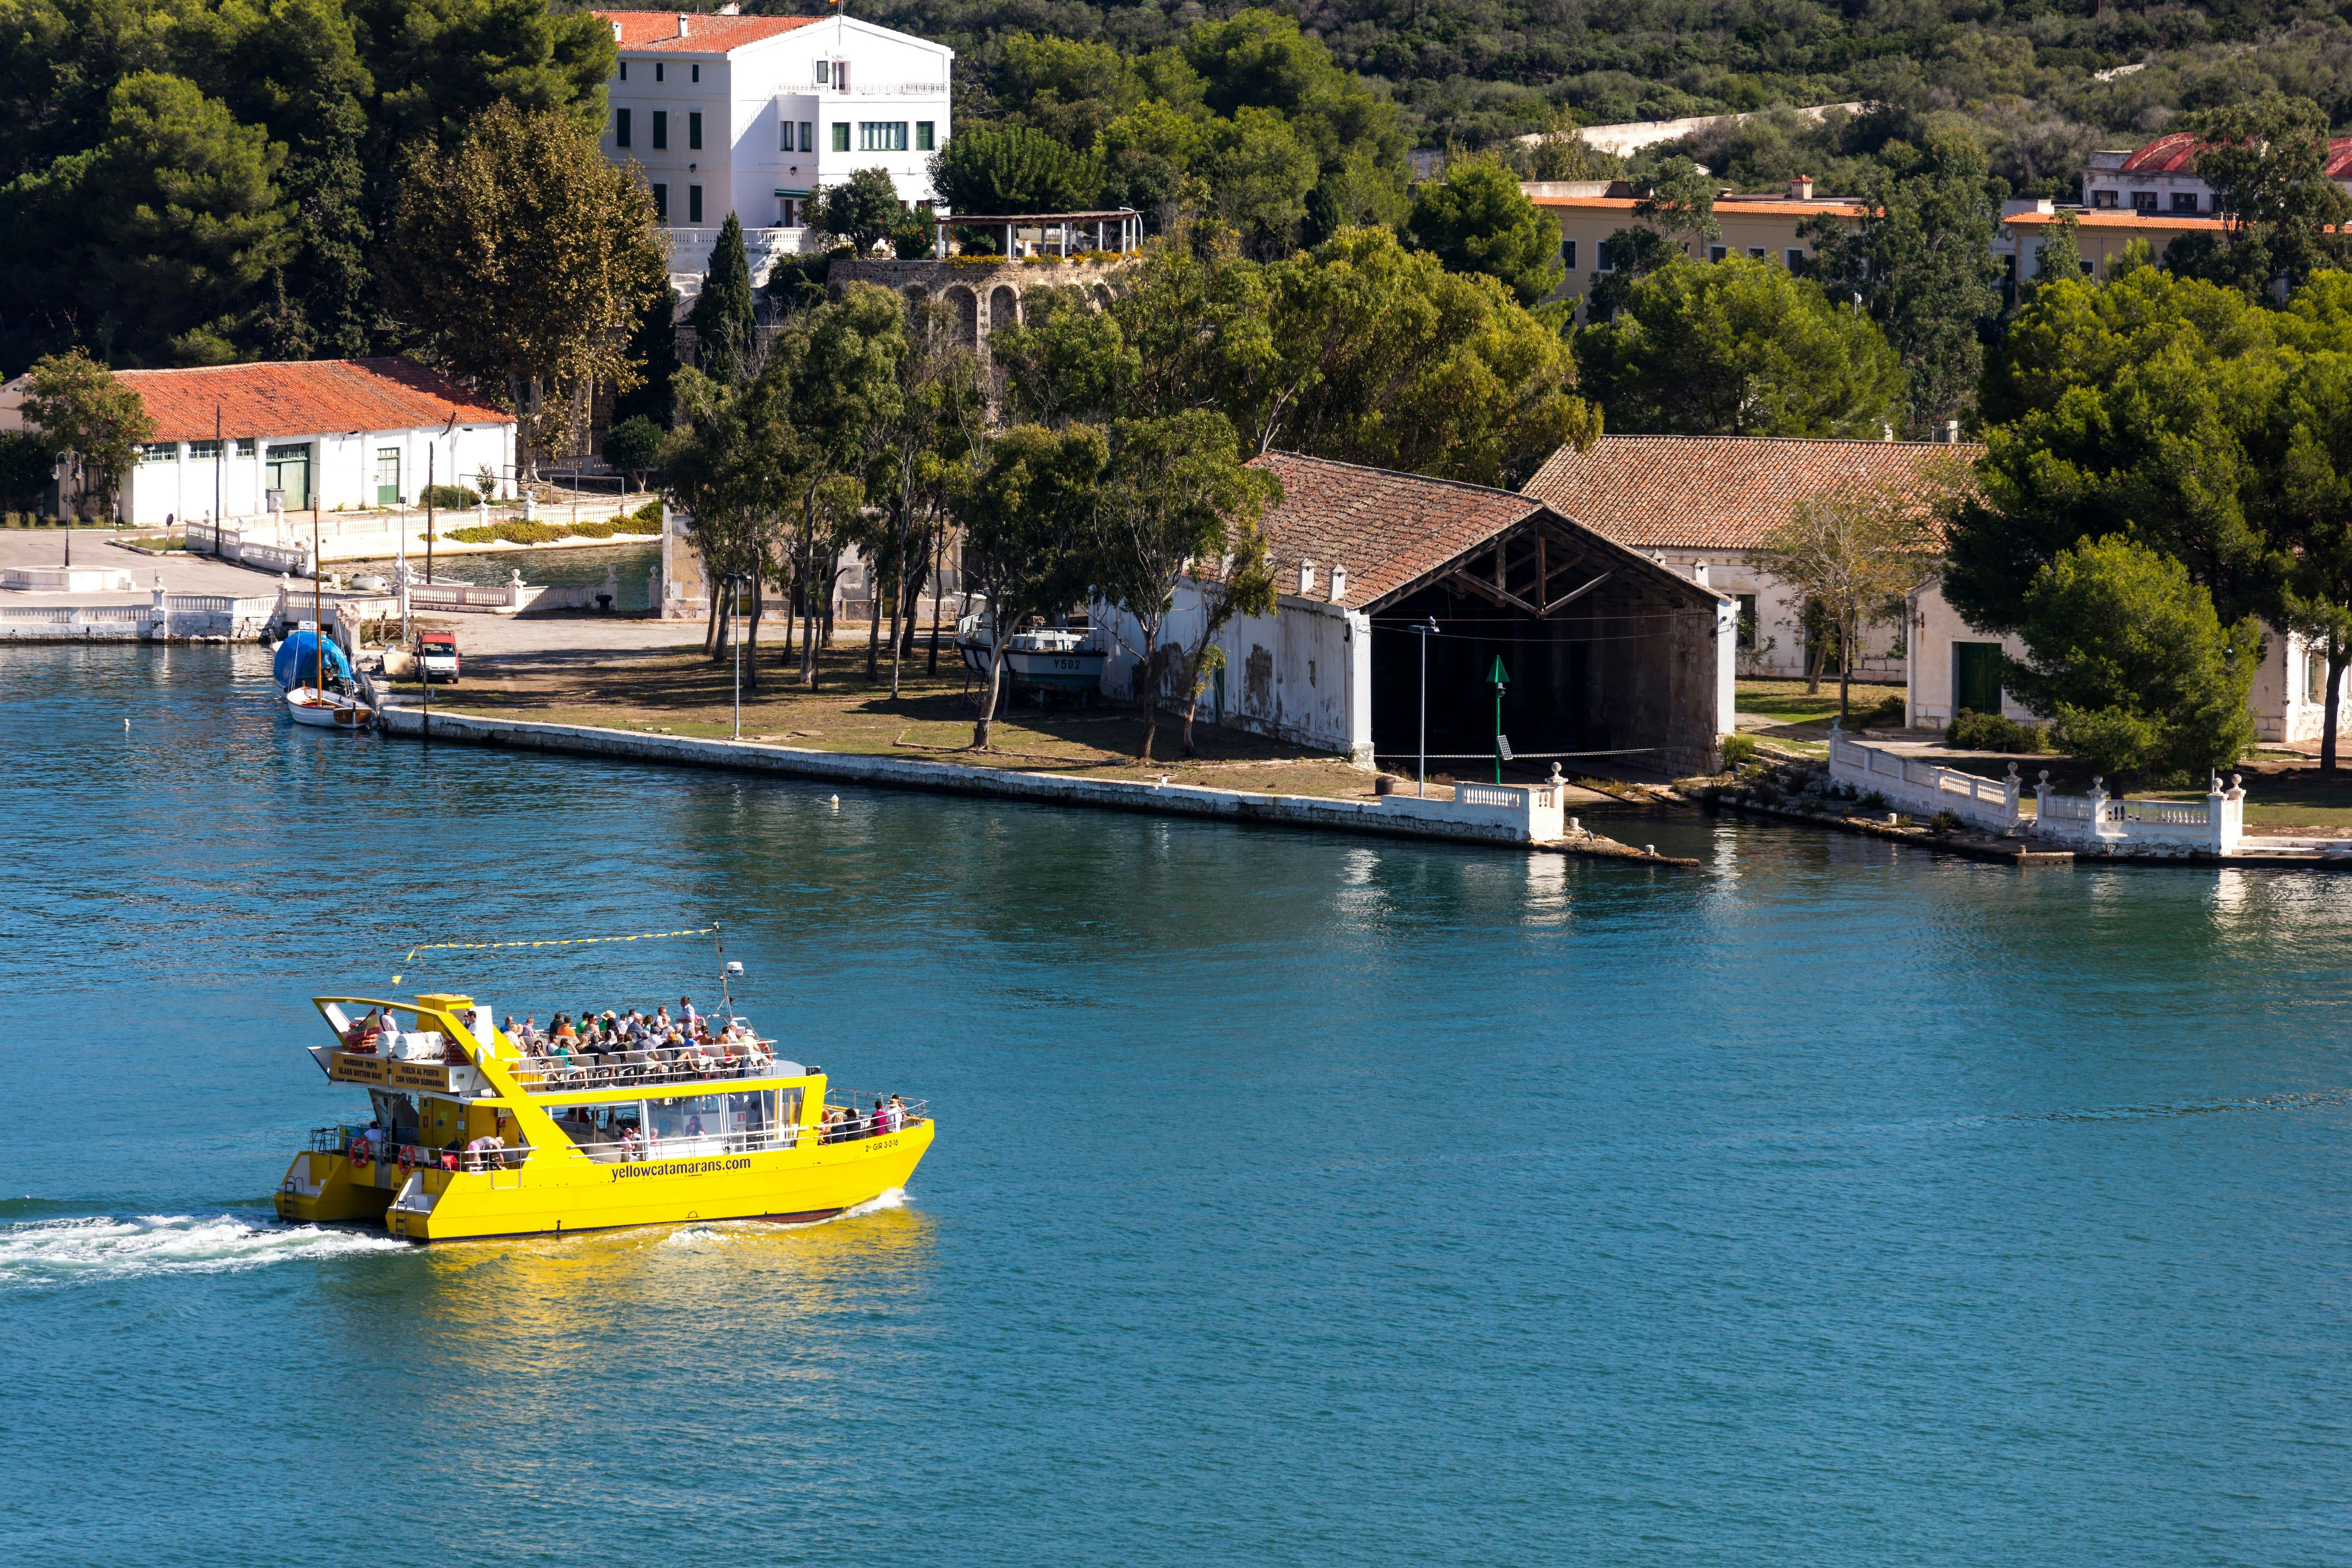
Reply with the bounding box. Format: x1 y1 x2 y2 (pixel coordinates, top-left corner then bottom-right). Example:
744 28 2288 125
1947 708 2048 753
1860 694 1905 727
631 498 663 525
1931 809 1963 833
421 484 478 509
1720 733 1758 768
447 519 564 545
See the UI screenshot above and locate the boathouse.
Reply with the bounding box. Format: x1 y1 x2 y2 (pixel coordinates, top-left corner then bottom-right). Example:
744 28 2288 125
1091 452 1736 776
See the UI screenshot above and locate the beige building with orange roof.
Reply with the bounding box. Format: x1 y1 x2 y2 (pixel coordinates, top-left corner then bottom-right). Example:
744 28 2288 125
1992 199 2228 288
1522 177 1871 320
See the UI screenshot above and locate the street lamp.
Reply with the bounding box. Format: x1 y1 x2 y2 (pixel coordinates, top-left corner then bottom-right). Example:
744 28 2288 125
725 572 753 739
1407 615 1440 796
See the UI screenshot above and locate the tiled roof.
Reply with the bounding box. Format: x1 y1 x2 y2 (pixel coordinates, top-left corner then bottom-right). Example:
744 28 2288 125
2117 131 2352 177
1525 195 1868 218
2005 209 2227 231
2120 132 2201 174
596 10 820 52
1248 452 1542 609
1521 435 1980 551
111 358 510 443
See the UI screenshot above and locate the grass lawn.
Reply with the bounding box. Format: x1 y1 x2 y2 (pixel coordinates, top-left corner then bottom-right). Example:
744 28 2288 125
1736 676 1908 730
2141 760 2352 833
389 635 1396 801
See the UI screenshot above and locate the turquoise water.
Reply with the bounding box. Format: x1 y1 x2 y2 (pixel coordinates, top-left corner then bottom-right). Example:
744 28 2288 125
6 643 2352 1565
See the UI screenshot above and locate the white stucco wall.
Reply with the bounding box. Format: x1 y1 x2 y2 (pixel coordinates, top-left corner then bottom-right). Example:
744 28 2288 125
1646 546 1906 681
1092 580 1374 764
1903 577 2033 729
119 422 515 528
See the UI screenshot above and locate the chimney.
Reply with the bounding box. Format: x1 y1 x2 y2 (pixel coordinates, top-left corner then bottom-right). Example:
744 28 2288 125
1298 559 1315 597
1946 418 1960 443
1328 565 1346 602
1882 422 1893 442
1690 561 1709 589
1789 174 1815 200
676 12 689 35
611 19 621 41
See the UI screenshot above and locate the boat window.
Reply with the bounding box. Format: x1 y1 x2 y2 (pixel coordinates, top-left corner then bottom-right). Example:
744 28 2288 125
644 1092 730 1153
723 1089 774 1141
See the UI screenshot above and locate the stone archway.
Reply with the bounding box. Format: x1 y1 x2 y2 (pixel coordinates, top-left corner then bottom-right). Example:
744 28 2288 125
987 284 1020 336
947 285 979 347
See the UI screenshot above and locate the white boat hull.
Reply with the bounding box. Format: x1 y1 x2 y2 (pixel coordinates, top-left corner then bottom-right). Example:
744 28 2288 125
285 687 374 730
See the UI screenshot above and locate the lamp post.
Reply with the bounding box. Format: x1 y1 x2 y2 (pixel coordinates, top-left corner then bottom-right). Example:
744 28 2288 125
1407 615 1440 796
725 572 752 739
1489 655 1510 783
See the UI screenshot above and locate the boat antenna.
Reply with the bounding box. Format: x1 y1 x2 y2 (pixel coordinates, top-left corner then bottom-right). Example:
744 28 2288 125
714 921 736 1019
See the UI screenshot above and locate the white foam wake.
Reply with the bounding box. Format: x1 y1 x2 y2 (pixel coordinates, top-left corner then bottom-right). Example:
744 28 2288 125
0 1213 405 1288
839 1186 908 1219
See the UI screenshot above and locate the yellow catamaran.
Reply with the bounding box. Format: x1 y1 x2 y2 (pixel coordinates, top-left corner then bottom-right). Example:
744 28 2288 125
273 992 934 1242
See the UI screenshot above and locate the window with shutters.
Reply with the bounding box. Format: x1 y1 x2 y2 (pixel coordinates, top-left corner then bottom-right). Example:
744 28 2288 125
831 122 849 151
615 108 631 148
652 111 667 150
689 111 702 151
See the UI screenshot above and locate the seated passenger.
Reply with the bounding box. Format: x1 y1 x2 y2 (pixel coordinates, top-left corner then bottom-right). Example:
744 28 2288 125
551 1014 577 1043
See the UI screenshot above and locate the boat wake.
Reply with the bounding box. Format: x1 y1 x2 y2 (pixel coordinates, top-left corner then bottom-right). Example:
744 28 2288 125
658 1188 911 1246
839 1186 908 1220
0 1212 405 1289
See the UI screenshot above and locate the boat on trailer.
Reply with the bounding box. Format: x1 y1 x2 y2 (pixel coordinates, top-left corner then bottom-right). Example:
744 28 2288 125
273 991 934 1242
956 607 1107 695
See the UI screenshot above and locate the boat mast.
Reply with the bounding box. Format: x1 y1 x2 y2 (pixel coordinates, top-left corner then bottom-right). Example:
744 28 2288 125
313 506 324 697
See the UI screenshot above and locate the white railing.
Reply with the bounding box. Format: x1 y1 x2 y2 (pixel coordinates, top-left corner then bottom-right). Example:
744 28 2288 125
1829 730 2022 831
2110 798 2209 825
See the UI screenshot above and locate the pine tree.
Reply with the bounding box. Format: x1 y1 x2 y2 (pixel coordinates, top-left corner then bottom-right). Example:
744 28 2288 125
690 213 756 388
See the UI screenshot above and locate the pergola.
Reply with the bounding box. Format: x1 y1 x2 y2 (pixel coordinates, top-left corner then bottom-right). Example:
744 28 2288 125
933 208 1145 261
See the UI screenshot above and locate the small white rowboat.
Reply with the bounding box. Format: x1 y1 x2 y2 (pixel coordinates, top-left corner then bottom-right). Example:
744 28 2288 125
286 686 374 730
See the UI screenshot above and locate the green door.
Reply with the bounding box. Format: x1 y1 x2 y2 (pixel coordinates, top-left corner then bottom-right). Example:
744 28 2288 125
1954 641 2004 716
375 446 401 506
266 442 312 510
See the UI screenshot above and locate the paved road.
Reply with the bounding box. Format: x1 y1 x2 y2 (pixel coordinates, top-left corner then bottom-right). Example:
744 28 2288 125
0 529 281 599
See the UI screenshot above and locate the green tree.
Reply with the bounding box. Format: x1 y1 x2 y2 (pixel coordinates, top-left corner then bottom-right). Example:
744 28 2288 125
952 423 1105 747
1573 256 1905 438
613 279 681 428
8 71 293 366
2166 93 2352 300
661 366 783 669
1630 157 1719 254
988 33 1149 151
930 124 1098 217
1200 106 1318 259
604 413 663 489
1086 409 1282 759
356 0 615 149
1267 226 1598 486
1752 468 1955 720
381 102 666 474
1803 130 2005 437
1585 226 1684 319
1407 155 1564 306
778 284 906 686
863 294 986 696
21 347 155 518
2009 535 2261 782
689 212 756 386
0 430 54 513
812 167 905 255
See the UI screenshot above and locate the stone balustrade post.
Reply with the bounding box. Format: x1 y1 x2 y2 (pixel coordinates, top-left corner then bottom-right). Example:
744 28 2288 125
2090 775 2112 836
508 568 527 612
2218 772 2246 856
2003 761 2022 831
148 578 168 639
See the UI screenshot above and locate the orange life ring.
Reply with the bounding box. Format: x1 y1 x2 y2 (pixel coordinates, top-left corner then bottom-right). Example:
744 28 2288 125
348 1137 371 1167
397 1145 417 1174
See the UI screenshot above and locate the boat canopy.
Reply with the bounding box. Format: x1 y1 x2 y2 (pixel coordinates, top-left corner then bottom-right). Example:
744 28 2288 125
274 631 352 690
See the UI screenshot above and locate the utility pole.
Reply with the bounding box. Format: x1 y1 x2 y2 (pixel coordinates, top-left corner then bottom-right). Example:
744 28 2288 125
213 405 222 553
1408 616 1439 796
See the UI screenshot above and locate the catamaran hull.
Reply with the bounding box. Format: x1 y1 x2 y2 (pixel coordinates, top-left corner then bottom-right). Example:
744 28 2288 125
275 1119 933 1242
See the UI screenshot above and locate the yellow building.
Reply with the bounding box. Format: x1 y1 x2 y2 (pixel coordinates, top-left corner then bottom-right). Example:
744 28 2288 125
1522 177 1870 320
1993 199 2228 287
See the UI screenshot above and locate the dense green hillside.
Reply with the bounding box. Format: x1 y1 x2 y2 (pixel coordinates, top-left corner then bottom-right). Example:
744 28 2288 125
801 1 2352 187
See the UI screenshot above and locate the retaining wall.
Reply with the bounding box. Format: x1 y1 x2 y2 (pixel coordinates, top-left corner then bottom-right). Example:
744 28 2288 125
373 707 1631 857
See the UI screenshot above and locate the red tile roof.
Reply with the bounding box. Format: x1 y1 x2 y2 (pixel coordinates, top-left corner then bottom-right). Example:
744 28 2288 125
1521 435 1980 551
1248 452 1545 609
112 358 510 443
1526 194 1870 218
2117 130 2352 177
2005 209 2227 231
595 9 821 53
2120 132 2201 174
